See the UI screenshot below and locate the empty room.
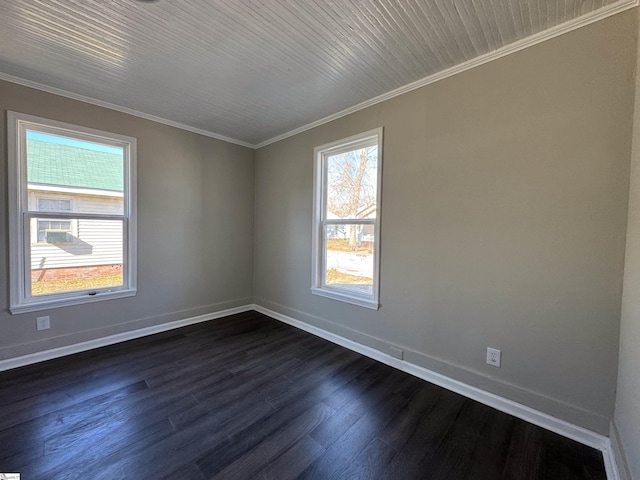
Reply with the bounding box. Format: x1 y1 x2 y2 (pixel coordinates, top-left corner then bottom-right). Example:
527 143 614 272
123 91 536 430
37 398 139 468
0 1 639 479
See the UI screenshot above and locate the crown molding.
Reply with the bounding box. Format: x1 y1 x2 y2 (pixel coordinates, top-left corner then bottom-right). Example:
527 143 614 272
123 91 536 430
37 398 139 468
0 71 254 149
255 0 639 149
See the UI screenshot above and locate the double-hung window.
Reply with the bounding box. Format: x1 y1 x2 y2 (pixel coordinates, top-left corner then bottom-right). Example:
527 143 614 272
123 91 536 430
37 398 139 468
8 112 137 313
312 128 383 309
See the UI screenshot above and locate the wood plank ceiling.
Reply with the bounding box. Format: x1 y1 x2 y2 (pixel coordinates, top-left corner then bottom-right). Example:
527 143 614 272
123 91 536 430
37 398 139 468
0 0 630 146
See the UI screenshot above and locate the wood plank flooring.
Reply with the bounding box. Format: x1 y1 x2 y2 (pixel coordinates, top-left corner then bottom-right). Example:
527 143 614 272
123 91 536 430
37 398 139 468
0 311 607 479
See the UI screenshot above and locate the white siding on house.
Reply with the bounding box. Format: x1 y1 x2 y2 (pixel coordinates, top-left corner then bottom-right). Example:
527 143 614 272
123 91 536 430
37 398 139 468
29 190 124 270
28 190 123 215
76 195 123 215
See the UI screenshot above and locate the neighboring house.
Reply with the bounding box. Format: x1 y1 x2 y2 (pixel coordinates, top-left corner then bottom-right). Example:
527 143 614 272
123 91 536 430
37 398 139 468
326 202 376 248
357 203 376 248
27 138 124 281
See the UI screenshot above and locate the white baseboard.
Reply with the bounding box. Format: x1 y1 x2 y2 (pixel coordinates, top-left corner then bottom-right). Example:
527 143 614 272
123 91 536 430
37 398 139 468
603 441 623 480
0 304 254 373
0 302 622 480
252 304 620 480
608 421 632 480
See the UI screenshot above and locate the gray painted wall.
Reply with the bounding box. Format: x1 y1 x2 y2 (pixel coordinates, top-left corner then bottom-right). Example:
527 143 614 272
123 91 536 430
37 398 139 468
614 8 640 479
253 11 637 434
0 79 255 360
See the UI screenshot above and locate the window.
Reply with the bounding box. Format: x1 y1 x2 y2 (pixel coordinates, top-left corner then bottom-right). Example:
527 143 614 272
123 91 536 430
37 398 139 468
34 197 75 244
8 112 137 313
312 128 383 309
37 220 73 244
37 198 72 212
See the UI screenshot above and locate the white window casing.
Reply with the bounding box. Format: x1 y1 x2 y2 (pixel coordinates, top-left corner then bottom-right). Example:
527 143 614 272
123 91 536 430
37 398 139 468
7 111 137 314
311 127 383 310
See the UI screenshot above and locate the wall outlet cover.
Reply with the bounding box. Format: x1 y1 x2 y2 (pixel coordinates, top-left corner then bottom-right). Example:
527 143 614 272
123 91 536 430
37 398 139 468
36 316 50 331
487 347 501 367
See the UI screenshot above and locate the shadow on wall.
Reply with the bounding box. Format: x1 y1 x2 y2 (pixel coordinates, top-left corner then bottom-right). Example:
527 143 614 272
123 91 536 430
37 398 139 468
54 236 94 255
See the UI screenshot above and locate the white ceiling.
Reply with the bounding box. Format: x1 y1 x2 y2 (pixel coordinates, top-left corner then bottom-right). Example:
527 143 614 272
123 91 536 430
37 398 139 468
0 0 635 148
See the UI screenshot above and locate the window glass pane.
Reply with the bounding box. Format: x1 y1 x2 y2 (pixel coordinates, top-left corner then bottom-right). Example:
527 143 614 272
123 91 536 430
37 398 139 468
26 130 124 215
37 198 72 212
326 144 378 220
30 218 124 296
324 224 374 296
37 219 73 243
8 112 136 313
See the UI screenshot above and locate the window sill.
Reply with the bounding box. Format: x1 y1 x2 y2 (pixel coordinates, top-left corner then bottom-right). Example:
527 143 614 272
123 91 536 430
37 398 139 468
10 289 137 314
311 287 379 310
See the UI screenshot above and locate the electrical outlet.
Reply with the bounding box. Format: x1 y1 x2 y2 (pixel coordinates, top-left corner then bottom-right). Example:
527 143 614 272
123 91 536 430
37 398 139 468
486 347 501 367
36 315 50 331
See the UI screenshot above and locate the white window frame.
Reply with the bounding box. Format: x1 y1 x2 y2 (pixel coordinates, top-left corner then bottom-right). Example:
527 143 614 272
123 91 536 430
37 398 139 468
311 127 383 310
7 111 137 314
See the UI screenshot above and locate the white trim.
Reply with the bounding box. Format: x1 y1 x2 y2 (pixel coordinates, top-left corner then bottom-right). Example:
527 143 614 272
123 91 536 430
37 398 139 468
8 113 23 310
7 111 137 314
607 422 631 480
0 72 254 149
253 304 615 463
312 128 383 309
0 304 253 373
310 287 379 310
254 0 639 148
9 289 138 315
603 441 623 480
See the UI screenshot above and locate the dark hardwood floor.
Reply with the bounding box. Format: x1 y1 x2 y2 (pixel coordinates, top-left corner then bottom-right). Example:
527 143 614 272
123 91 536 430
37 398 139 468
0 311 606 479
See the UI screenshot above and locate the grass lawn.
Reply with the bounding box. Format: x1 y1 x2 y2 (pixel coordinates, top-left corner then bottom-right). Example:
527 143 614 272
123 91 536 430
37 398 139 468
327 238 372 254
326 268 372 285
32 274 123 296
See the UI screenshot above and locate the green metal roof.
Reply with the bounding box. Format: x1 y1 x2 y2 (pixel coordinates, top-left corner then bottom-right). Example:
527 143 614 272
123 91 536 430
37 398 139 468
27 138 123 192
